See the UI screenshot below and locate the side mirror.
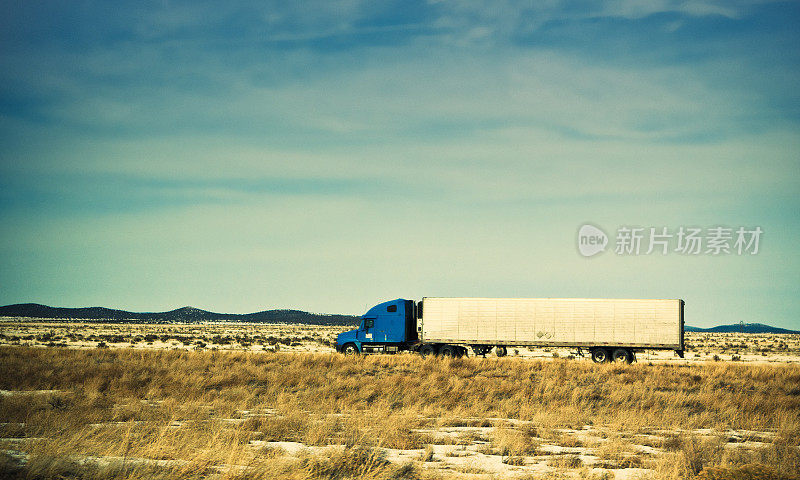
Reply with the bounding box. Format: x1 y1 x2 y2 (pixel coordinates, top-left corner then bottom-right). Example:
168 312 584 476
365 319 375 329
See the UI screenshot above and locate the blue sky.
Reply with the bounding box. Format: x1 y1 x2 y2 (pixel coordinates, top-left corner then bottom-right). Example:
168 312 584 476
1 1 798 328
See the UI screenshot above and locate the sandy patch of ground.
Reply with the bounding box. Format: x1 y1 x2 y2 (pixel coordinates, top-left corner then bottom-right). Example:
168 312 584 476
235 420 783 478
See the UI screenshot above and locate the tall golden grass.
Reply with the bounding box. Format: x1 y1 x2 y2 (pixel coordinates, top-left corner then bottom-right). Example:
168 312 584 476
1 346 798 479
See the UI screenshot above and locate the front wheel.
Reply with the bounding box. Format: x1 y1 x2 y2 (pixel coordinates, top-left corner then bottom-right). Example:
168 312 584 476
591 348 610 363
495 346 507 357
342 343 359 355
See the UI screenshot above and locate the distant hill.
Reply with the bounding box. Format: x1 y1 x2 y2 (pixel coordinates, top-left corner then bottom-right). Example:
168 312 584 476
3 304 797 333
685 323 800 334
0 303 360 326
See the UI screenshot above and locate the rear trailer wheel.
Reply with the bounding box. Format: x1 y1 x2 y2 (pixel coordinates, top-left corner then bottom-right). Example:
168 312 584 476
472 345 491 356
591 348 610 363
612 348 632 364
495 346 507 357
342 343 359 355
439 345 457 358
419 344 436 357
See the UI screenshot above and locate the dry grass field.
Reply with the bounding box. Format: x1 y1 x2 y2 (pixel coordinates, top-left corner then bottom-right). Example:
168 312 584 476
1 320 799 479
1 324 799 480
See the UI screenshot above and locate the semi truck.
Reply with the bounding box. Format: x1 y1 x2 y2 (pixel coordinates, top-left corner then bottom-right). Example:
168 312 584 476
336 297 684 363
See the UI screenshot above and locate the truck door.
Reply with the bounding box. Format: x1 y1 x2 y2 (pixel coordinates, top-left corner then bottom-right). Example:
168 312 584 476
357 317 376 343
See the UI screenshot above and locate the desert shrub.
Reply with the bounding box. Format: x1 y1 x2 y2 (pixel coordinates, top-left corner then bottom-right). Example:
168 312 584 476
419 445 434 462
547 454 582 468
103 335 126 343
598 432 654 467
504 455 526 465
556 435 584 448
491 427 539 457
256 445 285 458
587 472 615 480
698 463 796 480
391 462 422 480
679 435 726 475
302 446 390 479
254 412 310 442
662 434 683 451
305 416 343 446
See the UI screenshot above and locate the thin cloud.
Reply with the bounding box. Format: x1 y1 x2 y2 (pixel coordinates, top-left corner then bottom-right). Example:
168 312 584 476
0 0 797 326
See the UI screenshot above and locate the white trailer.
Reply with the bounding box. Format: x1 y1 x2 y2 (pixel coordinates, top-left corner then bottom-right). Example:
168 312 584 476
418 297 684 362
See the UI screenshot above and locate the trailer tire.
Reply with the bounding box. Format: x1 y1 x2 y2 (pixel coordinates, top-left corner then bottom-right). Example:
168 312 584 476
591 348 610 363
495 346 507 357
612 348 632 364
342 343 359 355
472 345 490 356
419 344 436 357
439 345 457 358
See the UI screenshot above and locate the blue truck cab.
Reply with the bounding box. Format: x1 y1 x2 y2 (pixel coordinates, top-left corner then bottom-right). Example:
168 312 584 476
336 298 418 354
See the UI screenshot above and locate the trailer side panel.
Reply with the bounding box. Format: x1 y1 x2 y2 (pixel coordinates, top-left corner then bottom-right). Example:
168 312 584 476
420 298 682 349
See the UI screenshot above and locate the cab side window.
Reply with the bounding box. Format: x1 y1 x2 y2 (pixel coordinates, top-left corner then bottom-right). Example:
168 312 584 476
364 319 374 329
